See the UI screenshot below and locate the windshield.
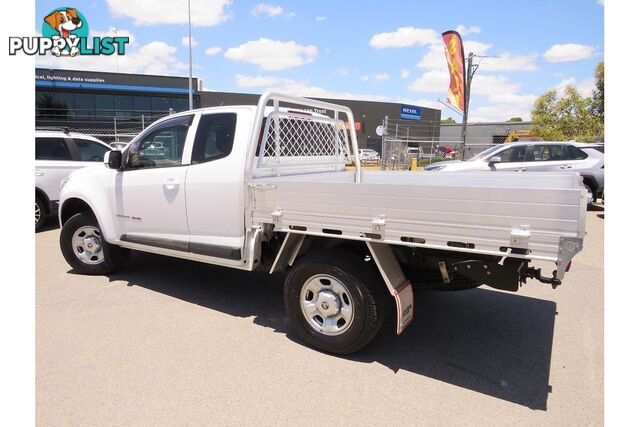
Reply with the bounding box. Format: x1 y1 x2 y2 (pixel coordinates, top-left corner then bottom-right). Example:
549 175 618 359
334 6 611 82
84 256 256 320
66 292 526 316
467 144 503 161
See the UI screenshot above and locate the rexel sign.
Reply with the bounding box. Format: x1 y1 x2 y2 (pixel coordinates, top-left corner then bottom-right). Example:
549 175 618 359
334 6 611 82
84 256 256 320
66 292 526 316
400 105 421 121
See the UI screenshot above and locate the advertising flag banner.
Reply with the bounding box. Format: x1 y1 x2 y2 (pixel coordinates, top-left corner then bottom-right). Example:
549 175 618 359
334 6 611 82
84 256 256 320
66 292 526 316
442 30 466 112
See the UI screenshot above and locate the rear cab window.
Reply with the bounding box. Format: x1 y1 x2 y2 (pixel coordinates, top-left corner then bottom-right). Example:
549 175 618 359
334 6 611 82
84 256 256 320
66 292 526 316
191 113 237 164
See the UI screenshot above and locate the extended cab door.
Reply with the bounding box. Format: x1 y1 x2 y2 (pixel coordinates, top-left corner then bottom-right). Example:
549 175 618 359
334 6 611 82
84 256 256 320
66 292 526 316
184 111 248 261
111 115 194 250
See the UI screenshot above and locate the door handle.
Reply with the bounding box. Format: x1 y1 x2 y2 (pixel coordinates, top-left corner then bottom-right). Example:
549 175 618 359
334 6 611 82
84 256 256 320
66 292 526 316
560 165 572 169
163 178 180 189
515 168 527 172
35 170 44 177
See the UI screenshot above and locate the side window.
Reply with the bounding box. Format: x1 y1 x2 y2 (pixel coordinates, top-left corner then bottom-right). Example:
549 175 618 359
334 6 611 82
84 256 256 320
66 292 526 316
191 113 237 164
74 139 109 162
35 137 72 161
530 144 571 161
498 145 528 163
126 116 192 170
567 145 588 160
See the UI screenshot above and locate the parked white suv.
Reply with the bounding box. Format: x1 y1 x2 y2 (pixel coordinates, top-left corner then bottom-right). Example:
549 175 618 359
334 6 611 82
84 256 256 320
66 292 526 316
425 141 604 202
35 130 111 230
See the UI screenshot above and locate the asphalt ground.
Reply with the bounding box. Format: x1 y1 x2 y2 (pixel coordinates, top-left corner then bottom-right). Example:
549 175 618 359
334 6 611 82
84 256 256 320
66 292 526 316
36 208 603 425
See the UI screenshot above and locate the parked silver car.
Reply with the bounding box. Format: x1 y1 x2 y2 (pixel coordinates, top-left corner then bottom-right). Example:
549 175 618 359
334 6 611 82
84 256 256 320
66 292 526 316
425 141 604 202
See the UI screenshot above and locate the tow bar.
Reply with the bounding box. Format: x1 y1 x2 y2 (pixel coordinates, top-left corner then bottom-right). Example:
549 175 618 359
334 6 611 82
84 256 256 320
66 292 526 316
524 267 562 289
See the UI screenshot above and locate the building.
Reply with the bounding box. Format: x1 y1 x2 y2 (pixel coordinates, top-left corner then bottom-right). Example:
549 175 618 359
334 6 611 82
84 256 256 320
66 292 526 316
35 68 441 148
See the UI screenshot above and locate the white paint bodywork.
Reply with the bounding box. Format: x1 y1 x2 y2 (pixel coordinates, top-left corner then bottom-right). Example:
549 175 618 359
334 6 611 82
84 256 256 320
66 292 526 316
59 92 586 277
36 131 111 205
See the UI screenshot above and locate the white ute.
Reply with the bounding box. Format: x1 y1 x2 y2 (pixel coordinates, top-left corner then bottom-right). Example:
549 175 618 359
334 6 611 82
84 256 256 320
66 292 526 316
58 93 587 354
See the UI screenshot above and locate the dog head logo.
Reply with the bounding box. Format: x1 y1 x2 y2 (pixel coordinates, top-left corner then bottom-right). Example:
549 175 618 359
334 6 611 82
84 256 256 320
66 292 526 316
42 7 89 56
44 8 82 38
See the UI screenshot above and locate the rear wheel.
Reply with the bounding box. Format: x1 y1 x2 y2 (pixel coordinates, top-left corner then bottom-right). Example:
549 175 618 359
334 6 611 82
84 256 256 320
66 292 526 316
35 197 46 231
284 249 387 355
60 212 129 275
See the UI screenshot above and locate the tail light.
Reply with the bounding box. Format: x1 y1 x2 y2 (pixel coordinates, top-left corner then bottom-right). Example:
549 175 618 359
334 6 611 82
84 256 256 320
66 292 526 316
565 260 572 272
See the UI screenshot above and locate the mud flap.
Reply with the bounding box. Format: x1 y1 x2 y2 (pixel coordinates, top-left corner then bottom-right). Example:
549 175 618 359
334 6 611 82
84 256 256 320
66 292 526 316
366 242 414 334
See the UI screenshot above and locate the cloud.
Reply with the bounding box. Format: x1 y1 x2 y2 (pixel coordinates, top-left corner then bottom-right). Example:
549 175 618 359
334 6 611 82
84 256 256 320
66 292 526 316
373 73 390 81
251 3 283 17
369 27 440 49
360 75 369 82
487 93 537 105
205 46 222 55
479 53 538 71
316 16 327 22
408 70 451 93
418 41 491 71
554 76 595 97
36 40 189 75
400 69 410 79
106 0 231 27
181 36 198 47
417 41 536 72
455 25 481 36
235 74 280 87
543 43 596 63
409 71 520 97
225 38 318 71
471 75 521 96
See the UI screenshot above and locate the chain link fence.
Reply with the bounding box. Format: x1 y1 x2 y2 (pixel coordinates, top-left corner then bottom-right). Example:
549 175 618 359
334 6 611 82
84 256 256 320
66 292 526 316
380 117 496 170
36 108 174 147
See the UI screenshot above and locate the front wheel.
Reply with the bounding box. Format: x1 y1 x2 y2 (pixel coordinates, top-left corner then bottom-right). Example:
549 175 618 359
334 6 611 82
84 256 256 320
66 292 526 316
35 197 46 231
60 212 129 275
284 249 387 355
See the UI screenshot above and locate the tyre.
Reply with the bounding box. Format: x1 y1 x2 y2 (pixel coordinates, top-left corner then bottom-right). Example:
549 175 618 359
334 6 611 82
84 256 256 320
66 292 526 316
583 183 595 205
60 212 129 275
35 196 46 231
284 249 387 355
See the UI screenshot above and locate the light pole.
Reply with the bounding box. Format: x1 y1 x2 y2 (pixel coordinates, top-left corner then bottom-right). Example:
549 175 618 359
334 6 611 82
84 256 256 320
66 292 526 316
187 0 193 110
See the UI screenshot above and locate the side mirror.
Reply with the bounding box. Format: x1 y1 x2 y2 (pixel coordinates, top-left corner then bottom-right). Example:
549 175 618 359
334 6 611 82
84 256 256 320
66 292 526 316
488 155 502 164
104 150 122 169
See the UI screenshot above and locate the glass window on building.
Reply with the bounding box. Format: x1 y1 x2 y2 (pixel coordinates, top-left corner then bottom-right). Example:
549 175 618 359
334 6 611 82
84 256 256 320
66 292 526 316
95 94 114 119
74 93 95 120
55 92 75 119
152 96 172 114
114 95 134 118
172 97 189 112
36 91 55 119
35 91 71 119
133 96 152 115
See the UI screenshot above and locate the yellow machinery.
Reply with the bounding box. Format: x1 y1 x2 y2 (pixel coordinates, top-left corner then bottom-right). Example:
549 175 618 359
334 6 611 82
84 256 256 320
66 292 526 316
504 130 541 143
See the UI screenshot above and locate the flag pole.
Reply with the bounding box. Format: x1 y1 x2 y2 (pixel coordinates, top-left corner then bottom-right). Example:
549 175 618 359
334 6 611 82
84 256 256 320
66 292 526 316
460 52 474 160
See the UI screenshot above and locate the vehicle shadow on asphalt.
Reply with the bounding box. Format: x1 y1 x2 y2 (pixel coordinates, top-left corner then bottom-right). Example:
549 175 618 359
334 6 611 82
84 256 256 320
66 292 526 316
103 251 556 411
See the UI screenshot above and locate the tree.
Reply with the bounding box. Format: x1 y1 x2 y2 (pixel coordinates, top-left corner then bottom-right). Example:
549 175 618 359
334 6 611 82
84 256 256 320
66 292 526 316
530 62 604 142
507 117 523 122
593 61 604 125
441 117 456 124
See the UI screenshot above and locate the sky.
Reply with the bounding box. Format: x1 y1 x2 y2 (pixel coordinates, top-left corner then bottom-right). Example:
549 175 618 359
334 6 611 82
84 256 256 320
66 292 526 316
35 0 604 122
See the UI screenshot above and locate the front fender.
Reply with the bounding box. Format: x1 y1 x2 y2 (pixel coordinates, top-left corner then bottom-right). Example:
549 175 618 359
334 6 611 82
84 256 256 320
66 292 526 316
59 167 118 243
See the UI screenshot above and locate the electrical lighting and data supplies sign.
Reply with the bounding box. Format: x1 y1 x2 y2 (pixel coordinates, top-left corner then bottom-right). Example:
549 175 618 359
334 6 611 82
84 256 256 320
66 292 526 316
442 30 466 113
9 7 128 57
400 105 421 120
